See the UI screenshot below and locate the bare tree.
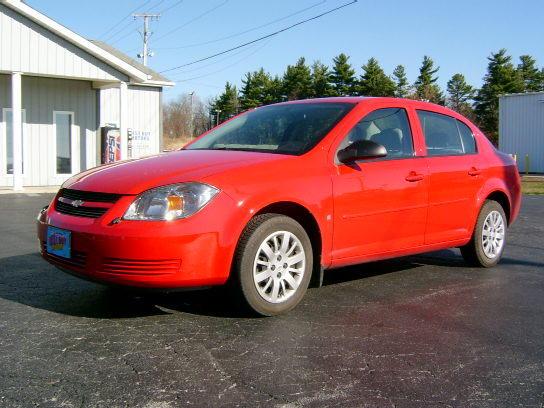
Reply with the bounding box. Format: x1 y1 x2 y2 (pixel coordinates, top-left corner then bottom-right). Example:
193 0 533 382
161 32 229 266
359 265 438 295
162 93 211 150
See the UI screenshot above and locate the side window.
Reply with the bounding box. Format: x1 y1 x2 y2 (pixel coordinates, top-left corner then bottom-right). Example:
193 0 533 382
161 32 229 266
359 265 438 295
341 108 414 158
456 120 477 154
417 110 464 156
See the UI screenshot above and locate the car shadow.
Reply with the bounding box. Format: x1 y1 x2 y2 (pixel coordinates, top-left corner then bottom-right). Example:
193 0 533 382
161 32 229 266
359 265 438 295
0 253 172 319
0 253 254 319
322 249 466 286
0 250 540 319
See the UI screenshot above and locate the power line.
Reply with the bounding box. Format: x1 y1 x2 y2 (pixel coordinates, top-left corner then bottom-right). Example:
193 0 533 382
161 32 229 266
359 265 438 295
171 40 271 82
156 0 326 51
153 0 230 42
108 19 144 45
160 0 357 74
99 0 153 40
148 0 167 11
102 0 168 44
125 0 187 52
157 0 185 14
104 17 138 42
173 44 263 75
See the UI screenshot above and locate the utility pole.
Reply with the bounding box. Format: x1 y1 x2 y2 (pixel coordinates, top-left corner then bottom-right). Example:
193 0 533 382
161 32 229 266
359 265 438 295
189 91 195 138
133 13 160 66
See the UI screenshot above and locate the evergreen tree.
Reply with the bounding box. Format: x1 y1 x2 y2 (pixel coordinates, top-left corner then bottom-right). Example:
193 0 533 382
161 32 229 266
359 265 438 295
414 55 444 104
392 65 410 98
282 57 313 100
475 49 525 143
517 55 544 92
239 68 282 110
446 73 476 117
211 82 240 124
239 71 260 110
358 57 395 97
267 75 284 104
330 53 356 96
311 61 333 97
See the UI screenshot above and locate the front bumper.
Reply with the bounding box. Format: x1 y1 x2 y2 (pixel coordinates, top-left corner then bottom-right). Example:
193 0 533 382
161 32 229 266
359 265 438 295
38 192 240 289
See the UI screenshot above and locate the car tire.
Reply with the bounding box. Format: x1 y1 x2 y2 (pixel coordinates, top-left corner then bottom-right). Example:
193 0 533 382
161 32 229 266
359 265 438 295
232 213 313 316
461 200 507 268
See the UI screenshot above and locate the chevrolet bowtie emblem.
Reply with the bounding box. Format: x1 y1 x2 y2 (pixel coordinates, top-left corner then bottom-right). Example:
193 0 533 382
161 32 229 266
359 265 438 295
59 197 85 207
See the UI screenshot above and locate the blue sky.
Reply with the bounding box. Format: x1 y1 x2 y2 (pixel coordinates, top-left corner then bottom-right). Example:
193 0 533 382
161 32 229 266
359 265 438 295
27 0 544 102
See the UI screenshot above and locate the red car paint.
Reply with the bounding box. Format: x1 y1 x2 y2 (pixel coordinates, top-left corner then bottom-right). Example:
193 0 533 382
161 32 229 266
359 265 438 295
37 97 522 288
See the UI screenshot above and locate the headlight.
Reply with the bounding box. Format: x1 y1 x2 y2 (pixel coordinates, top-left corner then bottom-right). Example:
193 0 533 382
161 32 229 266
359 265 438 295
123 182 219 221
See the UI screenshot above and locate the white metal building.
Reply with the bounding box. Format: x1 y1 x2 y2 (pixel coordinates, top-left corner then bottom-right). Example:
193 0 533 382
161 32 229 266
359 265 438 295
0 0 173 190
499 92 544 173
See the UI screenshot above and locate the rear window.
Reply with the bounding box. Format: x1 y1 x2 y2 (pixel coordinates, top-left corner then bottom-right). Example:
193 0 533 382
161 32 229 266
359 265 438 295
417 110 476 156
456 120 477 154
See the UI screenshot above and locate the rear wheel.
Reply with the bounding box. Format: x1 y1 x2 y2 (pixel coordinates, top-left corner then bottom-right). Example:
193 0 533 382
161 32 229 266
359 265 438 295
461 200 507 267
232 214 313 316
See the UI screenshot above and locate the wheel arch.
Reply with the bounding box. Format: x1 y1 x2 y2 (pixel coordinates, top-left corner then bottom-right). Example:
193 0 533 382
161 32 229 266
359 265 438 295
253 201 324 288
476 177 514 226
485 190 511 225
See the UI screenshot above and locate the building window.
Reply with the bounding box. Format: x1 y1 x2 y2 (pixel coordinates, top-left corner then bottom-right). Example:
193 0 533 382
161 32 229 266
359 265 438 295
3 109 26 175
55 112 73 175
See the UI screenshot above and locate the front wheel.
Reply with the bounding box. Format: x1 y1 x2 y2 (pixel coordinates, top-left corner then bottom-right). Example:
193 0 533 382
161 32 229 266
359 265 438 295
232 214 313 316
461 200 507 267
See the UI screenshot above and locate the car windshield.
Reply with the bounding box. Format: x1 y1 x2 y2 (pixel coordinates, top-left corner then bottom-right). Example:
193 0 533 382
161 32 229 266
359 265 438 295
186 102 355 155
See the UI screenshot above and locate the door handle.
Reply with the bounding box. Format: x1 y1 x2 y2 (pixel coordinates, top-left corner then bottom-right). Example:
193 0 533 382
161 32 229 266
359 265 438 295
405 172 424 182
468 167 481 176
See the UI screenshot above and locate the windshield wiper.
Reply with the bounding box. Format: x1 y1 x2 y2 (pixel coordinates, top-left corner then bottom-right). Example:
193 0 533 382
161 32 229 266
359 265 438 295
187 147 293 155
197 147 259 152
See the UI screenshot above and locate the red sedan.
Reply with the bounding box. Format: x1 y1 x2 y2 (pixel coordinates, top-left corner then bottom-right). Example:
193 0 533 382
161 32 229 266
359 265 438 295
37 97 521 316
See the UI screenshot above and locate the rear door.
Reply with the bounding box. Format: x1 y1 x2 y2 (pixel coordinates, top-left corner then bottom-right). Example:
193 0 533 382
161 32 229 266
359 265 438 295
331 105 429 261
416 110 483 244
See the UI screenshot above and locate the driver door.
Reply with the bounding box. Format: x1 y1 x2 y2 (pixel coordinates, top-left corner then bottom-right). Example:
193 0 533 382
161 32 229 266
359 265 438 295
331 106 429 262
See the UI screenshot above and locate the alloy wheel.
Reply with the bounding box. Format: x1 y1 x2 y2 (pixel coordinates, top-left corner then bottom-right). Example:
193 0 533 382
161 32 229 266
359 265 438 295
481 210 505 259
252 231 306 304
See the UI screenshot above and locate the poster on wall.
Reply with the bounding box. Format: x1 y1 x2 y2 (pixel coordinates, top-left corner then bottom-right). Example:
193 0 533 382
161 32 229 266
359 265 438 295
101 127 121 164
128 128 152 159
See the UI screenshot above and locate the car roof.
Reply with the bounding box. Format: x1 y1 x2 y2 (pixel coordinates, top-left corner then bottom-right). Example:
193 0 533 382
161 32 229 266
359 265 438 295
277 97 467 120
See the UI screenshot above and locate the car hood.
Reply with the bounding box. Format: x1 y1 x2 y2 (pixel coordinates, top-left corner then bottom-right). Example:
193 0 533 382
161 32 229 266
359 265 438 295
62 150 290 195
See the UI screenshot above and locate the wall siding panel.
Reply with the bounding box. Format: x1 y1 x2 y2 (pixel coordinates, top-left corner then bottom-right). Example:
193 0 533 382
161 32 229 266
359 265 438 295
99 87 120 127
499 93 544 173
127 86 161 156
0 4 128 82
99 85 161 158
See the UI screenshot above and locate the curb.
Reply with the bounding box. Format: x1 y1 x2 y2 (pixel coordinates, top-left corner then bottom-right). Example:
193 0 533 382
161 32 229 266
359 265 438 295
0 187 60 195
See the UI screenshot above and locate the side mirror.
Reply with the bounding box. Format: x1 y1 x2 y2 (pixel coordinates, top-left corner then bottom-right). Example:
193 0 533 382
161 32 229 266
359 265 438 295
337 139 387 163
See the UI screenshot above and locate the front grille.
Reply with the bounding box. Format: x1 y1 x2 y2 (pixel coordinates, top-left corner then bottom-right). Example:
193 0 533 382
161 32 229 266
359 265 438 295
55 188 122 218
100 257 181 276
60 188 122 203
55 200 109 218
41 241 87 270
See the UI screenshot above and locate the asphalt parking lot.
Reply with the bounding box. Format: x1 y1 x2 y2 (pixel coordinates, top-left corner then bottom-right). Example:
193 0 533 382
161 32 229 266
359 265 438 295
0 194 543 407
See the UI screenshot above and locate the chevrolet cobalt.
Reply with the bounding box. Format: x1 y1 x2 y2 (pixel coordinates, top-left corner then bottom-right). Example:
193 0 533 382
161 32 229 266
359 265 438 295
38 98 522 316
